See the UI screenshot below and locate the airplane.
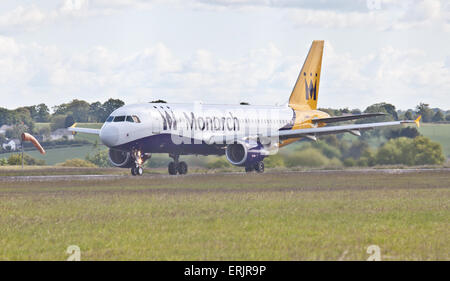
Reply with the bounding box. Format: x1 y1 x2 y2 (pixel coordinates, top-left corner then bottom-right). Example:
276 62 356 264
68 40 421 176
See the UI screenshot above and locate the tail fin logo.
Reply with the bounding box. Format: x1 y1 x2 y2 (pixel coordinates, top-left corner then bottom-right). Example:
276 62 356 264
305 79 317 100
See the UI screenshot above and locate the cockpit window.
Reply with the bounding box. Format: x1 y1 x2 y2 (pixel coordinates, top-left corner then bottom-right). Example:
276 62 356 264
126 116 134 122
132 115 141 123
106 116 114 122
113 116 126 122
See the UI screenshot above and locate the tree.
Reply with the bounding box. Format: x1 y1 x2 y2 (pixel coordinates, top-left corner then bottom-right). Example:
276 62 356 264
52 99 90 122
364 102 398 120
385 127 420 139
446 114 450 122
65 115 75 127
50 115 67 131
36 103 50 122
360 103 398 139
5 123 28 140
88 101 106 122
404 110 414 120
344 140 370 159
432 110 445 122
102 99 125 121
416 103 433 122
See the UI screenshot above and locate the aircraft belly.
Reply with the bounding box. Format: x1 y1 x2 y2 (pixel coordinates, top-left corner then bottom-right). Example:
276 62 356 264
113 133 225 156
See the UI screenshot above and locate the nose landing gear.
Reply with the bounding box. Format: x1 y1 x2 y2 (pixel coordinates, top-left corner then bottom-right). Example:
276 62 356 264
130 149 150 176
168 154 188 175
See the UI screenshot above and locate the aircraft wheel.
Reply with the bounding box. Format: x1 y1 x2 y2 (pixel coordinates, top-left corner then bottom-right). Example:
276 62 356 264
255 161 264 173
136 166 143 176
177 161 188 175
168 162 178 175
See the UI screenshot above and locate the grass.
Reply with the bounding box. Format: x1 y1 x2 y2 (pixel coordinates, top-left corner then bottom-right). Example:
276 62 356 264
0 170 448 260
0 145 106 165
0 166 130 176
419 123 450 157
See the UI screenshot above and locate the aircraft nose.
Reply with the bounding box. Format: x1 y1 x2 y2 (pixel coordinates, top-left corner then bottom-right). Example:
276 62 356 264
100 125 119 147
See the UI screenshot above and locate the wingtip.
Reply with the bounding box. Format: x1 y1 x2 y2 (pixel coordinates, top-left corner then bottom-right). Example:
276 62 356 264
69 122 78 135
415 115 421 128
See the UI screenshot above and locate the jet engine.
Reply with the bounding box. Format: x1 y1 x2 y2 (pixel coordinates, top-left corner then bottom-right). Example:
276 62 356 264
225 141 265 167
108 148 134 168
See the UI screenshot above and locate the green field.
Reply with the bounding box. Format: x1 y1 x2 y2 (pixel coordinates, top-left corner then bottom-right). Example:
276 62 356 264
0 145 106 165
419 123 450 157
0 170 448 260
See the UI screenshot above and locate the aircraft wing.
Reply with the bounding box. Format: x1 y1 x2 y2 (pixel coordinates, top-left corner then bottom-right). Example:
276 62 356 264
311 113 386 124
277 119 418 140
67 123 100 135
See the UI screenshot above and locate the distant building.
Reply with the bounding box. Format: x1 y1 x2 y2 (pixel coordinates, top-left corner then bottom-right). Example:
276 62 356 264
49 129 74 141
0 125 13 135
2 139 20 151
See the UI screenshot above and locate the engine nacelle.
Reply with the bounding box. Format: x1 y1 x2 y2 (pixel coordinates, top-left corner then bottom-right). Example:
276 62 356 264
225 141 265 167
108 148 134 168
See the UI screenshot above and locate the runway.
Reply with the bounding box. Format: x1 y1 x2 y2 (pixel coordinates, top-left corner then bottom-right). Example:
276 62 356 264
1 168 448 182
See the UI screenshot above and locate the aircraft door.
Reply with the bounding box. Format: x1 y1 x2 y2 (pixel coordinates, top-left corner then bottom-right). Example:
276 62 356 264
151 109 162 134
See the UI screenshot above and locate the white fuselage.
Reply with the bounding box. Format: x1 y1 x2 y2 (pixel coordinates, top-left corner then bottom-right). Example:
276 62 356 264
99 103 295 150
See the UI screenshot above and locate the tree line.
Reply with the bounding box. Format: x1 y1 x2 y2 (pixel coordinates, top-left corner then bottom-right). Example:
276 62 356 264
0 98 124 140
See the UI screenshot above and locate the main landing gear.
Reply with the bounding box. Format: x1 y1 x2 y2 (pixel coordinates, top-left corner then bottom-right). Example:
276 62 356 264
245 161 264 173
130 149 150 176
168 154 188 175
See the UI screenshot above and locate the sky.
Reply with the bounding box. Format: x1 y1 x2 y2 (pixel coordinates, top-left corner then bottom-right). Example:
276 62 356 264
0 0 449 111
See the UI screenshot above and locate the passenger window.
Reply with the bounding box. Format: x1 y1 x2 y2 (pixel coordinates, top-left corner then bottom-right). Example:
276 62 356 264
113 116 125 122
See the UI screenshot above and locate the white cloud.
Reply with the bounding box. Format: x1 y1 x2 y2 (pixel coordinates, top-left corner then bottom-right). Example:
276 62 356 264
0 35 448 110
0 5 47 30
0 0 448 32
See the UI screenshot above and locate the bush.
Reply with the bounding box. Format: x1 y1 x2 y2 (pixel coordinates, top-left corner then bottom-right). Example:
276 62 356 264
376 137 414 165
206 158 231 169
7 153 45 166
57 158 97 167
85 150 111 167
309 141 342 159
343 158 356 167
327 157 343 168
284 149 330 167
412 136 445 165
375 136 445 166
264 154 285 168
0 158 7 166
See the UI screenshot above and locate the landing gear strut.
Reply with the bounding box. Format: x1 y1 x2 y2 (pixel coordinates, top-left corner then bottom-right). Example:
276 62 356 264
168 154 188 175
130 149 150 176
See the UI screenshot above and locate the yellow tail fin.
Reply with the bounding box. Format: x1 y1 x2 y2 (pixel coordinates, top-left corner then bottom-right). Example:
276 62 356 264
289 40 324 110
